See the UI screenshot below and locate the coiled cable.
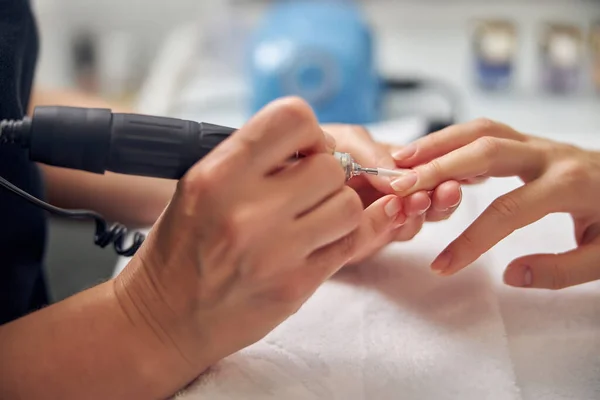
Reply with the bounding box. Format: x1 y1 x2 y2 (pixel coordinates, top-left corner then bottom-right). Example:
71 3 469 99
0 173 145 256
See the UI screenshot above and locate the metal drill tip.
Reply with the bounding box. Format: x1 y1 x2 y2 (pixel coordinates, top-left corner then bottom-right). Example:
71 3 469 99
357 167 379 176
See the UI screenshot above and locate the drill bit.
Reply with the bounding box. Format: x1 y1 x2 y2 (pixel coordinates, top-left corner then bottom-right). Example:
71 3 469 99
355 166 410 178
334 151 411 180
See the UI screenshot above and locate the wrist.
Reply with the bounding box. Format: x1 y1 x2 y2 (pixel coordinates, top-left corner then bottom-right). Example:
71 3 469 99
113 253 218 378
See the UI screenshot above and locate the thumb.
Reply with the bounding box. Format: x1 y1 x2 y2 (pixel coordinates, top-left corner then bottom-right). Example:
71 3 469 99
349 195 408 263
306 194 406 277
503 244 600 290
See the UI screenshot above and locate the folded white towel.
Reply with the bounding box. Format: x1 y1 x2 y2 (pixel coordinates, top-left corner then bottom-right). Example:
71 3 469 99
478 178 600 400
174 193 521 400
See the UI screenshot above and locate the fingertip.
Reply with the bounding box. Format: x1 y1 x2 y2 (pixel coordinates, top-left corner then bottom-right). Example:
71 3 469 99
394 212 408 228
441 180 462 192
367 194 406 232
504 264 532 288
384 196 402 218
432 181 462 211
431 250 453 275
404 191 431 216
392 143 417 162
390 170 418 193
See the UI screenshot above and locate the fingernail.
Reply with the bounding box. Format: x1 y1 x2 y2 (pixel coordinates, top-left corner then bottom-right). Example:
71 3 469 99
431 250 452 274
390 171 418 192
504 265 532 287
440 190 463 212
525 268 533 286
384 197 401 218
417 197 432 215
324 132 336 153
393 213 407 228
451 187 463 208
392 144 417 161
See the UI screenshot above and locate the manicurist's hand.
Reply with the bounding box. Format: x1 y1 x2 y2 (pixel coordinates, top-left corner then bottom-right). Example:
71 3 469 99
390 118 600 290
323 124 463 263
115 98 410 387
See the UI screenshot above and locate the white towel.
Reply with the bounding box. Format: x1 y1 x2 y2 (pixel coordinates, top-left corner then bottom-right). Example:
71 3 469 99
174 191 521 400
477 178 600 400
113 125 599 399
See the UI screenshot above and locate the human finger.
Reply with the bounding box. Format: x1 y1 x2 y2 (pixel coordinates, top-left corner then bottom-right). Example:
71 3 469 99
201 97 327 177
392 214 426 242
305 194 407 280
461 176 489 185
392 118 526 167
348 195 410 264
430 179 560 276
295 186 364 253
504 244 600 290
272 153 346 216
402 191 432 217
425 181 462 222
390 137 546 196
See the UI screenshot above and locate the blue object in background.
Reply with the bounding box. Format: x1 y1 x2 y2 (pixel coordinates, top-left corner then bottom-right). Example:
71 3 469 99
476 60 513 90
247 0 381 125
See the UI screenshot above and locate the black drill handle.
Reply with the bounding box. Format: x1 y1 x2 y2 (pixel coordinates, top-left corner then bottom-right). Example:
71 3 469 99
108 113 235 179
28 106 236 180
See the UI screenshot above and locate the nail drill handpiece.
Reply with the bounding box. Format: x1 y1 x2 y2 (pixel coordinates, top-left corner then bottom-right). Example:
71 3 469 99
0 106 408 181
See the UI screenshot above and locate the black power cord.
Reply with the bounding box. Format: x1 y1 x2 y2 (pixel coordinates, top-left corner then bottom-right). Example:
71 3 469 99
1 118 145 256
0 174 145 256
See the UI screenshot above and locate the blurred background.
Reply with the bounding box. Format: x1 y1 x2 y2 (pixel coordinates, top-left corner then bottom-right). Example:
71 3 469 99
29 0 600 301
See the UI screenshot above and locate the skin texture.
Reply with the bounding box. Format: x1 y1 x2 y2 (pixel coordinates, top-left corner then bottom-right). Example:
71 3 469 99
390 118 600 290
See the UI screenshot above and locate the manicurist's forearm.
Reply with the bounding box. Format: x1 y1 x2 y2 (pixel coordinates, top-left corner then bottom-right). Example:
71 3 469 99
41 165 175 227
0 278 197 399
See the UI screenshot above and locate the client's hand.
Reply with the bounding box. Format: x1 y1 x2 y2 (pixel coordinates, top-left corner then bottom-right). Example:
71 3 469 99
391 118 600 290
324 124 463 263
113 98 407 388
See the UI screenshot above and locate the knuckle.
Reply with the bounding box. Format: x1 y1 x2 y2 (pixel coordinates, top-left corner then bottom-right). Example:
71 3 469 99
489 195 521 219
459 229 478 248
273 96 316 129
472 118 498 135
180 169 215 198
556 161 590 191
474 136 501 160
234 131 263 163
424 159 444 180
219 208 252 252
549 264 571 290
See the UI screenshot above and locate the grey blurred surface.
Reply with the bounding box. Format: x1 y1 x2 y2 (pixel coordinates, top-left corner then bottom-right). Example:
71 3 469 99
43 217 116 302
